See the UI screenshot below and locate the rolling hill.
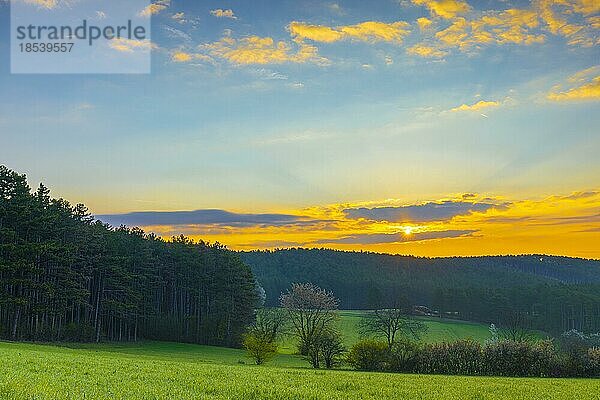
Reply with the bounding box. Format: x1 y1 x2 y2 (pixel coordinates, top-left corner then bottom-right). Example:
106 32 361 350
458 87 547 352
240 249 600 334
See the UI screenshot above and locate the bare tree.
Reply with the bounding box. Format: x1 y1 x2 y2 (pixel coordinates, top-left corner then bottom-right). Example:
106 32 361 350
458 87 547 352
360 305 427 349
280 283 339 368
499 310 535 342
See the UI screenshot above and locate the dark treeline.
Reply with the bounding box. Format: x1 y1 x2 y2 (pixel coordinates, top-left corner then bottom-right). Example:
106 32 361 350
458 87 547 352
240 248 600 334
0 166 258 345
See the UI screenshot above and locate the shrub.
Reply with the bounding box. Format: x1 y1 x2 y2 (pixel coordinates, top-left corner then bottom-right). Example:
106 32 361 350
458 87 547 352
318 329 346 369
585 347 600 377
388 338 420 373
347 340 389 371
418 340 482 375
483 339 557 377
242 332 277 365
559 330 600 377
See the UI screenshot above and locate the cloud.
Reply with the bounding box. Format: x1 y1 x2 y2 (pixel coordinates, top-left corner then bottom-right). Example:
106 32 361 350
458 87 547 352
475 9 545 45
410 1 600 55
547 68 600 101
288 23 345 43
172 12 185 23
535 0 596 46
202 36 329 65
171 51 192 62
343 201 496 222
210 9 237 19
94 191 600 257
163 25 192 42
139 0 170 17
109 39 157 52
407 44 447 57
315 229 477 244
97 209 317 228
450 100 500 112
289 21 411 43
434 10 545 51
22 0 56 8
412 0 471 19
170 51 213 64
250 68 289 80
417 17 433 31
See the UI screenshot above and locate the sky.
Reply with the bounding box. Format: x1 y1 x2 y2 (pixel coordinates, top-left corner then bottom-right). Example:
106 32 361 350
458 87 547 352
0 0 599 258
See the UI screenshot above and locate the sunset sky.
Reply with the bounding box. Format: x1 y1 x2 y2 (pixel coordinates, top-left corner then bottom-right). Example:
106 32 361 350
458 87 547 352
0 0 599 257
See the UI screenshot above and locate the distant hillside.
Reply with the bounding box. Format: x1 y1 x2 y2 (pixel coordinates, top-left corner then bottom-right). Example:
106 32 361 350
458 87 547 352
240 249 600 334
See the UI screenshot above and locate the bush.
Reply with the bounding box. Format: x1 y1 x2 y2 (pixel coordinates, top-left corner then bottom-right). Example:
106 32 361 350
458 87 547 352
483 340 557 377
346 334 591 378
347 340 389 371
418 340 482 375
585 347 600 377
318 329 346 369
559 330 600 377
388 338 420 373
242 332 277 365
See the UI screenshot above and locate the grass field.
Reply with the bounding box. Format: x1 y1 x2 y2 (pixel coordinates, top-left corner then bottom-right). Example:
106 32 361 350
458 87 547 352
278 310 493 354
0 313 574 400
1 341 599 400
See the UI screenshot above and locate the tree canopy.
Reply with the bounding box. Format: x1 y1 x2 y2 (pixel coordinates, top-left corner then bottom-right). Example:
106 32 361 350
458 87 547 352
0 165 259 346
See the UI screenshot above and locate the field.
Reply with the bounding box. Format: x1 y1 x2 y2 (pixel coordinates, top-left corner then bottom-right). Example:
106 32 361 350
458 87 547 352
1 341 599 400
278 311 493 354
1 313 585 400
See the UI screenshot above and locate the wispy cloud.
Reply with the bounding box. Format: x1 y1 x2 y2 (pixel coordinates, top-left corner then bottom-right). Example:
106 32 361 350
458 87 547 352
289 21 411 43
210 9 237 19
315 229 477 244
201 36 329 65
97 209 318 228
412 0 471 19
139 0 170 18
22 0 57 9
109 38 157 53
547 67 600 102
343 201 497 223
450 100 500 112
406 43 447 58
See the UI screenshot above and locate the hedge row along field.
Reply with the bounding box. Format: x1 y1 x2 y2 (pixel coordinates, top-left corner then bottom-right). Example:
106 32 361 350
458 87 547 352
1 341 599 400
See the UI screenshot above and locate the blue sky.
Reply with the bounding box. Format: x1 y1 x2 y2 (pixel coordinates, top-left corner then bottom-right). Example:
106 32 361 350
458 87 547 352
0 0 599 256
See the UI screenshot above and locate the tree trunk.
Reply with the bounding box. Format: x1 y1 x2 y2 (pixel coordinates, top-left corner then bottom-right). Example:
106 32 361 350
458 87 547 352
11 307 20 340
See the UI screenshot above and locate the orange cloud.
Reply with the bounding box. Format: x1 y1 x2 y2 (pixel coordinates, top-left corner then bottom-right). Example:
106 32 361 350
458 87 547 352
288 22 344 43
412 0 471 19
171 51 192 62
210 9 237 19
102 192 600 259
548 68 600 101
406 44 447 57
139 0 170 17
417 17 433 31
450 100 500 112
23 0 57 8
203 36 328 65
109 39 157 52
289 21 410 43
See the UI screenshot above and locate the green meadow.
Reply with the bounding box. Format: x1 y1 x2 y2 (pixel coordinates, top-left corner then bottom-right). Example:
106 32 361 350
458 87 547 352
1 312 590 400
278 311 493 354
1 340 599 400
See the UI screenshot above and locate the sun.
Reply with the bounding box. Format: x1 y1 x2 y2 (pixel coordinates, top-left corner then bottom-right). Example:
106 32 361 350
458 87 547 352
403 226 414 235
